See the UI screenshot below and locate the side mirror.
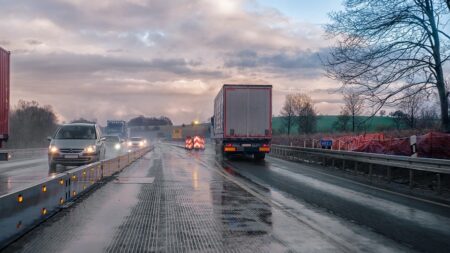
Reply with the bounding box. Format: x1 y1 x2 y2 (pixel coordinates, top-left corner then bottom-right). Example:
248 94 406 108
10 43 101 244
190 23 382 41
47 136 52 141
100 137 106 141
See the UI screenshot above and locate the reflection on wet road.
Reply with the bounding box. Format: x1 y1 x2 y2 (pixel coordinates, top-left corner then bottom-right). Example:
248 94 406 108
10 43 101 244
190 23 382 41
0 147 126 196
4 144 416 252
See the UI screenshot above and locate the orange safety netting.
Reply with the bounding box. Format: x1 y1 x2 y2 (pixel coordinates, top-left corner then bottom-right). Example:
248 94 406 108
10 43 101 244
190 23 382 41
330 132 450 159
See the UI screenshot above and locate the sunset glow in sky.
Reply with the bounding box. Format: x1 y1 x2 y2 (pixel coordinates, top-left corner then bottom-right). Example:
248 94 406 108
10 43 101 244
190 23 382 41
1 0 344 124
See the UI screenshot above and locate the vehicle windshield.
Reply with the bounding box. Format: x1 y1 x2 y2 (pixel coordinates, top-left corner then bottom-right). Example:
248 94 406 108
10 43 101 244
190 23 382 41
54 125 96 140
131 137 143 141
104 136 120 142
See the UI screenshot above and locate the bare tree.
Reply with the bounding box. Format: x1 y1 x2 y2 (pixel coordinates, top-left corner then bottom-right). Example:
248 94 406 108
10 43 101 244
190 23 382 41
326 0 450 132
7 100 59 148
333 109 351 132
417 105 440 129
292 94 317 134
342 92 365 132
280 94 297 136
398 89 423 128
71 118 96 124
390 110 408 130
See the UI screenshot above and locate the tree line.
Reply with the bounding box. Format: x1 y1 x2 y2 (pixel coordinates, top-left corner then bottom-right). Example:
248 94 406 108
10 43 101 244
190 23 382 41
279 89 440 135
127 115 173 127
280 93 317 135
5 100 58 148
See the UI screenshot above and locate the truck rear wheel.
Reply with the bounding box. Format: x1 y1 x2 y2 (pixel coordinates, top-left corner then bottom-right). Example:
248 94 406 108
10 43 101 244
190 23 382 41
254 153 265 161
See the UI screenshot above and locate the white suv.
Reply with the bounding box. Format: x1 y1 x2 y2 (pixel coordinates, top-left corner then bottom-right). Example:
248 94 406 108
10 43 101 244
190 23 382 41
48 123 106 169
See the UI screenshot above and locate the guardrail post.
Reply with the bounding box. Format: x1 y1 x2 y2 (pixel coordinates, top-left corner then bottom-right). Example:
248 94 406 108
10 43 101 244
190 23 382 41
332 158 335 168
369 164 373 182
409 170 414 189
342 160 346 170
387 167 392 183
354 162 358 175
436 173 441 194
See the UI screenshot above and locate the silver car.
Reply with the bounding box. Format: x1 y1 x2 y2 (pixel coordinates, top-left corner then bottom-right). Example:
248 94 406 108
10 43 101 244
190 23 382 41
48 123 106 169
127 137 147 150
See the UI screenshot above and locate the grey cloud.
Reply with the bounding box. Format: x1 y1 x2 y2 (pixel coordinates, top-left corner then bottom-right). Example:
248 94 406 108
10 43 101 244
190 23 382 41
106 49 124 53
224 48 328 78
25 39 43 45
13 52 226 79
310 88 341 94
3 0 335 124
0 40 10 46
1 0 191 31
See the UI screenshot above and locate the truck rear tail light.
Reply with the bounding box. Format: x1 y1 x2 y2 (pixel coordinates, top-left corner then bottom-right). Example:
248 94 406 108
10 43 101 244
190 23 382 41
224 147 236 152
259 144 270 152
224 144 236 152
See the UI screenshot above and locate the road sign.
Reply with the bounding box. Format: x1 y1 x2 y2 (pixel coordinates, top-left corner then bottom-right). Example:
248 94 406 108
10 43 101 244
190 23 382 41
172 128 182 139
320 139 333 149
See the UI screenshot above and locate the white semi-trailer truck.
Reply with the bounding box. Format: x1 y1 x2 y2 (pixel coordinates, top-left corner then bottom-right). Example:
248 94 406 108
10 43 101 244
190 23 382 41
211 84 272 160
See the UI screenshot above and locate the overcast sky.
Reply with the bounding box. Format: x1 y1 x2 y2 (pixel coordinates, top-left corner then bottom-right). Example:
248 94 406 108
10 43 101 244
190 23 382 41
0 0 345 125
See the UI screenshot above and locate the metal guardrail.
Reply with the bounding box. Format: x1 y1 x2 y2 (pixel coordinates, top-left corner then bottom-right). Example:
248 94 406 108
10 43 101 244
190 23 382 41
271 145 450 191
1 148 48 161
0 146 151 249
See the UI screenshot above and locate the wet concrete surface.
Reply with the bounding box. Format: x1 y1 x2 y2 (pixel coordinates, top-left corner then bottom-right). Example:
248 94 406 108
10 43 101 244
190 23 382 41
0 147 126 196
3 144 418 252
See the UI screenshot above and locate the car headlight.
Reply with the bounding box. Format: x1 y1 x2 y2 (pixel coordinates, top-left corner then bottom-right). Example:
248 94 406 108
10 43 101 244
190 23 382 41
49 145 59 154
139 141 144 147
114 143 121 150
127 141 132 147
83 145 96 154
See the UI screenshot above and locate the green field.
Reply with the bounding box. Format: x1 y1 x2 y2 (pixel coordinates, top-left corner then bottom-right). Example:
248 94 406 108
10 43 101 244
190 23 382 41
273 115 396 134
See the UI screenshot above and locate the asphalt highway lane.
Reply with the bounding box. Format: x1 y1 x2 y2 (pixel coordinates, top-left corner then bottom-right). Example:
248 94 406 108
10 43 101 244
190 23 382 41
4 144 416 252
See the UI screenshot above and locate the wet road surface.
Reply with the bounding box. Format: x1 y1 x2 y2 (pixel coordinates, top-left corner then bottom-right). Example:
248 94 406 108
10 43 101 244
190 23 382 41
0 157 48 196
226 155 450 252
4 144 418 252
0 148 126 196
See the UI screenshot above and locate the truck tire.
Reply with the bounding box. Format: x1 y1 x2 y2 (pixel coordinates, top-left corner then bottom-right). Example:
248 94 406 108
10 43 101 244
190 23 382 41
254 153 265 161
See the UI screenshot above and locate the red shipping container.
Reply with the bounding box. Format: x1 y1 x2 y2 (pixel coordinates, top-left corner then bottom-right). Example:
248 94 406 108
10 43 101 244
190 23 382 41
0 47 10 145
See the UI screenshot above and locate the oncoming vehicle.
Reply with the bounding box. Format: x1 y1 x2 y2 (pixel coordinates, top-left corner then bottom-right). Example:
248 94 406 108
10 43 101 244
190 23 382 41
48 123 106 169
103 135 123 151
127 137 147 150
